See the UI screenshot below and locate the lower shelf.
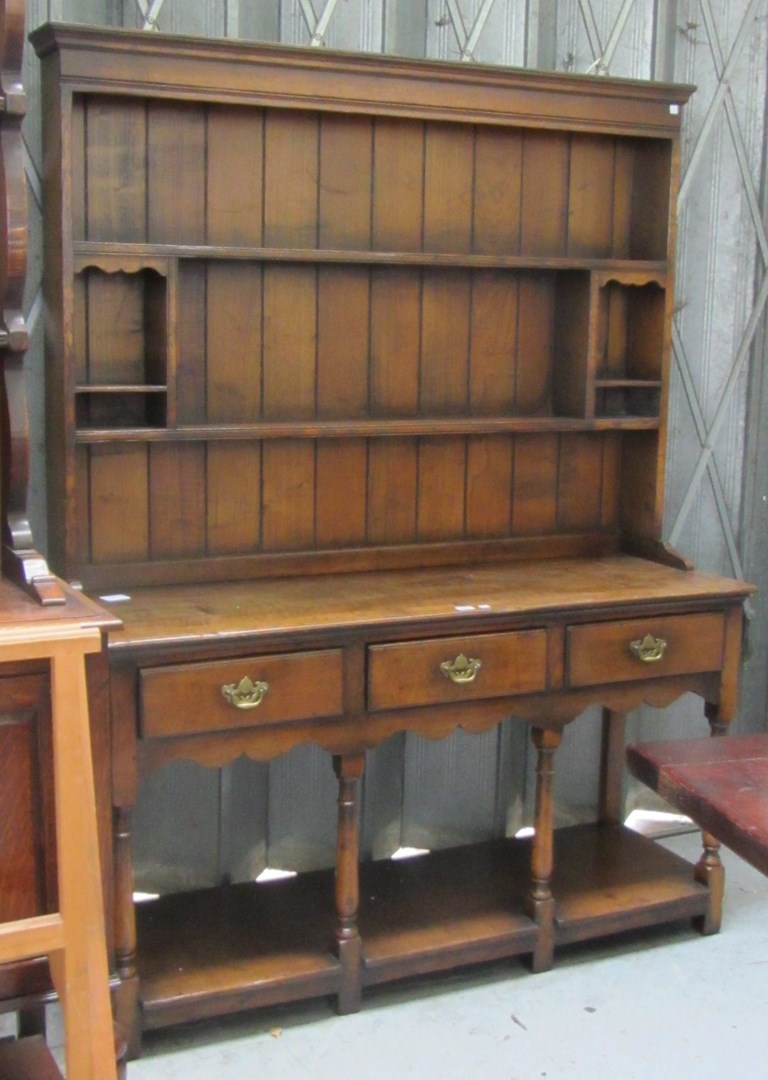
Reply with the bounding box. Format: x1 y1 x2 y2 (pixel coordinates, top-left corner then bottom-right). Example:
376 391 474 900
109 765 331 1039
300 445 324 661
0 1035 62 1079
135 823 709 1031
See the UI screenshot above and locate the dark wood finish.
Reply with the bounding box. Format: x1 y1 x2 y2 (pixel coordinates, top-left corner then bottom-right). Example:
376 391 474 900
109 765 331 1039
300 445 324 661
0 1036 62 1079
29 23 753 1054
627 734 768 878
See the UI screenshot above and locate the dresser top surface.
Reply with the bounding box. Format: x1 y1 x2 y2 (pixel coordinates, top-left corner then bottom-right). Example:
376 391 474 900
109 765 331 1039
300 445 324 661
97 555 752 653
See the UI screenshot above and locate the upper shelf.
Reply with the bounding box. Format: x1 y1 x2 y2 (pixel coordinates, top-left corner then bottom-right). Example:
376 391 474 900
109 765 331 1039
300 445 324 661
73 243 667 277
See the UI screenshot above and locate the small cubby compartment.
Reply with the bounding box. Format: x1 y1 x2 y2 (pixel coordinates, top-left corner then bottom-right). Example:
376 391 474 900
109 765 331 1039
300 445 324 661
73 260 171 429
594 274 666 418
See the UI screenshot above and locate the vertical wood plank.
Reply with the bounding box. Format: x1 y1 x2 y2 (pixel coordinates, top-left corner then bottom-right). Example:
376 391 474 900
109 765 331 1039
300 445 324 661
85 97 146 243
367 439 418 544
557 434 604 530
473 127 522 255
612 139 635 259
206 105 264 247
370 268 420 416
466 435 513 538
372 117 424 251
263 110 319 248
315 440 368 548
600 433 621 530
567 135 615 257
317 267 369 419
318 114 372 249
89 445 149 564
262 265 317 419
516 274 554 415
147 102 206 244
417 437 466 541
74 446 91 566
469 271 518 414
420 270 470 414
206 263 263 423
206 442 261 555
512 433 558 536
71 97 86 240
175 262 207 425
423 123 474 254
520 132 568 256
149 444 207 558
261 441 315 552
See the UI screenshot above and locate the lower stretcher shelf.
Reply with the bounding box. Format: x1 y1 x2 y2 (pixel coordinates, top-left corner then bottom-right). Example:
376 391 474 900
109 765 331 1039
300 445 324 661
136 823 708 1029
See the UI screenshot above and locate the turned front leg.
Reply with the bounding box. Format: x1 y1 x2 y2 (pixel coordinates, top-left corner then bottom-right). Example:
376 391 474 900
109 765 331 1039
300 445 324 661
333 752 365 1014
113 804 142 1058
526 726 562 973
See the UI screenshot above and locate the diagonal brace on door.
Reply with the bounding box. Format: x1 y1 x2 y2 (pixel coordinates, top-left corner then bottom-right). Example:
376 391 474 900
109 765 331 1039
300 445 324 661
297 0 342 47
443 0 498 62
135 0 166 31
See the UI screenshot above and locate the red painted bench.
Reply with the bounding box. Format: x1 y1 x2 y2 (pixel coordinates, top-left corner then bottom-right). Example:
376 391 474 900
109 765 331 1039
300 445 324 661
626 733 768 878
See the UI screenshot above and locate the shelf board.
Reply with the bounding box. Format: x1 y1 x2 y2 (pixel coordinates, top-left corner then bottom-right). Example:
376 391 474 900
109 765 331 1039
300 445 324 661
136 824 705 1030
595 379 662 389
74 415 661 444
73 240 668 276
75 384 167 394
137 866 341 1029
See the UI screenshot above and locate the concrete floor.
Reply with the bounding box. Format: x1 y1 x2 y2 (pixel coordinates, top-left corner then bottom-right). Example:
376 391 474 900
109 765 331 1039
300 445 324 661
124 832 768 1080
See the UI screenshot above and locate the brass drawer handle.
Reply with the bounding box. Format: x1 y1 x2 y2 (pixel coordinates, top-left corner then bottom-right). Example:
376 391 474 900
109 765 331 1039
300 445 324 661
440 654 482 684
629 634 667 664
222 676 269 709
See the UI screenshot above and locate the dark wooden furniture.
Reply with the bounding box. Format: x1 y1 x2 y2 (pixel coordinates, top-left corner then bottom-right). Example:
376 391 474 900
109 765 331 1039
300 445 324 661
628 734 768 878
31 23 753 1054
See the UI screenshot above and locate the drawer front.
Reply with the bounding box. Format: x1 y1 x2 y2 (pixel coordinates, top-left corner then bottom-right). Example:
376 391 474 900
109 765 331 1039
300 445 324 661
566 612 724 688
368 630 547 712
141 649 344 738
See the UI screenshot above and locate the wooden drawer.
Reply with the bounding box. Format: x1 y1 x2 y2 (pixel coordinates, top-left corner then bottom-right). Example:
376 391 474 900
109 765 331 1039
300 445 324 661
140 649 344 738
368 630 547 712
566 612 724 688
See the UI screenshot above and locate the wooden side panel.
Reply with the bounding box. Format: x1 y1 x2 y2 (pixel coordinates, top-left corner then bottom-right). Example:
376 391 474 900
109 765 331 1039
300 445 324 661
206 263 263 424
261 441 316 552
317 267 369 419
206 105 264 247
473 127 522 255
206 442 261 555
263 111 319 248
0 676 51 923
567 135 615 257
466 435 513 538
318 114 372 249
423 123 474 254
262 266 317 419
367 439 418 544
70 97 86 240
520 132 569 256
84 96 147 243
630 139 672 260
512 433 558 535
149 444 207 559
557 434 604 530
89 444 149 564
420 270 470 414
147 102 206 245
417 437 466 541
469 272 518 414
372 117 424 251
315 440 368 548
370 268 420 416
